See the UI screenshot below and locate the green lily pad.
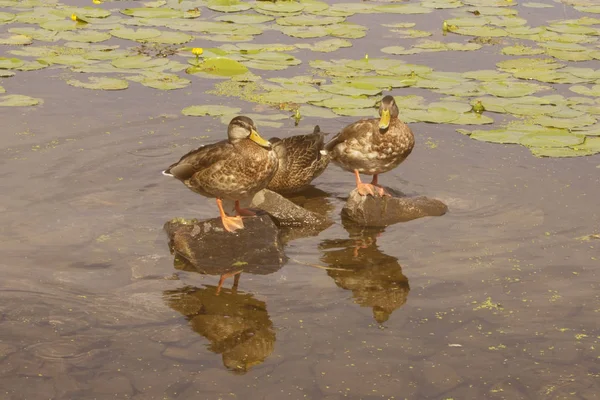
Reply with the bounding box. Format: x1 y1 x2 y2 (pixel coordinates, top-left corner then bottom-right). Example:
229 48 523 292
547 49 600 62
16 60 50 71
296 38 352 52
110 27 162 41
533 114 597 129
39 54 96 67
121 8 183 18
277 15 344 26
0 34 33 45
373 4 433 14
59 6 112 19
0 86 4 93
215 13 274 24
254 2 305 13
504 103 560 116
522 2 553 7
0 57 24 69
297 104 339 119
280 25 328 38
546 23 598 35
327 23 368 39
0 94 40 106
313 95 377 109
0 71 15 77
0 12 15 23
480 81 549 98
462 69 512 81
569 85 600 97
182 104 242 117
501 45 545 56
60 30 111 43
467 128 527 144
332 108 379 117
8 27 59 42
145 31 193 44
450 112 495 125
111 55 170 69
188 57 249 76
66 76 129 90
206 0 251 12
128 73 190 90
452 26 508 37
39 19 78 32
84 49 130 61
320 82 382 97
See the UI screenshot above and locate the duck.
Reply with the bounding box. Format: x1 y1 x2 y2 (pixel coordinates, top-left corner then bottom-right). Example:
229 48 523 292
322 95 414 197
266 125 330 194
163 116 278 232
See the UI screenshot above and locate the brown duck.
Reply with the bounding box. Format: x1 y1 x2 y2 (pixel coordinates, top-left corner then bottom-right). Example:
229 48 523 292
267 125 330 194
163 116 278 232
323 95 415 196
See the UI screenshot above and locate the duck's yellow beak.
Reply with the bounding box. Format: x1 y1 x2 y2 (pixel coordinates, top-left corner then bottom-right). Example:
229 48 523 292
379 109 390 130
249 129 271 148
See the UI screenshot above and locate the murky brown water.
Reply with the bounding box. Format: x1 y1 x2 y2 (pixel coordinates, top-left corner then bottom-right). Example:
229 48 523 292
2 1 600 399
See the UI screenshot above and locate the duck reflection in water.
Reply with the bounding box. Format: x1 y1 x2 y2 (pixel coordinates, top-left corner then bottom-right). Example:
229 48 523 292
164 284 276 374
319 225 410 323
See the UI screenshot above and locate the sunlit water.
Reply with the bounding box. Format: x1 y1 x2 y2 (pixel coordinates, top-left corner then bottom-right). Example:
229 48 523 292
1 1 599 399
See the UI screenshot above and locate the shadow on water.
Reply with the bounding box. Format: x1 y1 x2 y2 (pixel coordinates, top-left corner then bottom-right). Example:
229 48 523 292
163 284 276 374
319 222 410 324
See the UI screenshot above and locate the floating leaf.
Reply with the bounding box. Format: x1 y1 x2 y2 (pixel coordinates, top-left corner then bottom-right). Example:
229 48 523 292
313 95 377 109
187 57 249 76
0 34 33 45
296 38 352 52
215 13 274 24
468 128 528 144
522 2 553 8
182 104 242 117
480 81 549 98
66 76 129 90
8 27 59 42
0 94 40 106
60 30 111 43
327 23 368 39
0 57 24 69
280 25 328 38
0 12 15 23
110 27 161 40
16 60 49 71
39 19 78 31
277 15 344 26
128 73 190 90
320 82 382 97
501 45 545 56
206 0 252 12
145 31 193 44
111 55 170 69
121 8 183 18
373 4 433 14
533 114 596 129
254 2 305 13
462 70 512 81
332 107 378 117
569 85 600 97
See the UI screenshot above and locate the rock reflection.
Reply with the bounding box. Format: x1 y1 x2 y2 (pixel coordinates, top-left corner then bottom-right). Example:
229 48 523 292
319 225 410 323
164 284 276 374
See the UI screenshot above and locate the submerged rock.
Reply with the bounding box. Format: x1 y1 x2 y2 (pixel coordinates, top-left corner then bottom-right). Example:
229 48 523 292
342 189 448 227
163 215 286 278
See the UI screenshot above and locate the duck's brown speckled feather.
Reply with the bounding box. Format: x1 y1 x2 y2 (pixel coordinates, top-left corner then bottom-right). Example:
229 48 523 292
325 117 414 175
165 139 278 201
267 126 330 194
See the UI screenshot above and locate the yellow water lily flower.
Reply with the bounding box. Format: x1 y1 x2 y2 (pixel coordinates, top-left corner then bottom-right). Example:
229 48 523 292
191 48 204 56
71 13 77 21
93 0 103 4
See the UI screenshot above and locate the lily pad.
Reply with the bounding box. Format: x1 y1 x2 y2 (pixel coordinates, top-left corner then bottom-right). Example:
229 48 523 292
320 82 382 97
207 0 251 12
110 27 161 40
277 15 344 26
0 12 15 23
533 114 597 129
0 57 24 69
254 2 305 13
145 31 193 44
0 94 40 106
39 19 78 32
296 38 352 52
182 104 242 117
467 128 528 144
280 25 328 38
16 60 50 71
111 55 170 69
313 95 377 109
480 81 549 98
0 34 33 45
188 57 249 76
66 76 129 90
128 73 190 90
120 8 183 18
215 13 274 24
60 30 111 43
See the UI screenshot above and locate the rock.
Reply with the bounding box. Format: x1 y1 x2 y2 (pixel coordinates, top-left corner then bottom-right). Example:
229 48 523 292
164 215 286 277
342 189 448 227
250 189 331 228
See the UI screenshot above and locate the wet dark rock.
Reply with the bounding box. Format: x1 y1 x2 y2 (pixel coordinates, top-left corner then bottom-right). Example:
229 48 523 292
250 189 331 228
163 215 286 276
342 189 448 227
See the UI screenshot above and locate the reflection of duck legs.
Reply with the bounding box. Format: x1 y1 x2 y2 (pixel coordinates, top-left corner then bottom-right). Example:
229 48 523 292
217 270 242 295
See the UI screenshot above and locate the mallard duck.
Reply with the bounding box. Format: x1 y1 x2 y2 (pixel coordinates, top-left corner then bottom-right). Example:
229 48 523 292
323 95 414 197
163 116 278 232
266 125 330 194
